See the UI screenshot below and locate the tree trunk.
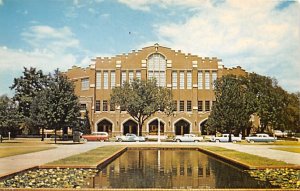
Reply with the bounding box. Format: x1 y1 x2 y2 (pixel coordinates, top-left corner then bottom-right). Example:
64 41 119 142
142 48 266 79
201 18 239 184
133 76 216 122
138 122 143 136
41 127 44 141
54 126 57 144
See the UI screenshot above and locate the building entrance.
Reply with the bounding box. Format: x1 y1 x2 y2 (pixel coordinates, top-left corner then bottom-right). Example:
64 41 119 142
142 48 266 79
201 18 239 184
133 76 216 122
174 120 190 135
148 119 164 135
97 119 113 136
123 120 138 135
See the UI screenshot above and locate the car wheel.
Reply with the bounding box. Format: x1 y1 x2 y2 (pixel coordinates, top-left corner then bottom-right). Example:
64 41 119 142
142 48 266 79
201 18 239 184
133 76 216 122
194 140 199 143
100 140 104 142
117 138 122 142
216 140 220 143
233 140 237 143
250 140 255 143
176 139 181 142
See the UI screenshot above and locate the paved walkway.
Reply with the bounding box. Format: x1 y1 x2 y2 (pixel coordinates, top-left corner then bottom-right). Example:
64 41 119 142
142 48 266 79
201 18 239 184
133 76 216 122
0 142 299 177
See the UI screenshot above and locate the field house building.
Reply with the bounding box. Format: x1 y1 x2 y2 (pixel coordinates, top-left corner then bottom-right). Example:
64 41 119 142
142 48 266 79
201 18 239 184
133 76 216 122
65 44 247 137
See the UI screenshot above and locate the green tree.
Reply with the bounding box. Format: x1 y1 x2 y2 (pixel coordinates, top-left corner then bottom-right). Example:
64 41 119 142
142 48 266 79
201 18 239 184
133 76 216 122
10 67 47 134
281 92 300 133
80 109 91 134
30 69 80 143
110 78 174 136
207 75 252 141
0 95 22 142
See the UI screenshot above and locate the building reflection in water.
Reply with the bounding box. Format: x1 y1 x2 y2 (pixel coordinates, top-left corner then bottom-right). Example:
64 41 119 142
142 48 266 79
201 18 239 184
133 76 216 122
86 149 274 189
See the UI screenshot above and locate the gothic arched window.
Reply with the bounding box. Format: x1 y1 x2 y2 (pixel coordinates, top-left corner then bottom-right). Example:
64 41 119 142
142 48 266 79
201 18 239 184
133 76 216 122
147 53 166 87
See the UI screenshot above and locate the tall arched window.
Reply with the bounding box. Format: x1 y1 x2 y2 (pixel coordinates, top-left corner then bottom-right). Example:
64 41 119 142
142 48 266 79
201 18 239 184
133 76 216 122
147 53 166 87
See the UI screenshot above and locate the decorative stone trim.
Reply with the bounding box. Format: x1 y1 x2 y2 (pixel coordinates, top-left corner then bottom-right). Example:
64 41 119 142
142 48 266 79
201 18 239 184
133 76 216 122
192 60 198 68
167 84 172 88
193 84 198 88
90 84 95 88
116 60 121 68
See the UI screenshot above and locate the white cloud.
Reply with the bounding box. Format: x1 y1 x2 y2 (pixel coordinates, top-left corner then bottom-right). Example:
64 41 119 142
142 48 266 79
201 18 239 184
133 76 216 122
0 0 3 6
130 0 300 92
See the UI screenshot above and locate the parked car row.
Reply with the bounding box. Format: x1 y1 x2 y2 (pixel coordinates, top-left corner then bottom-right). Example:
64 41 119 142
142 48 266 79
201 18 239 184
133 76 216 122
80 132 279 143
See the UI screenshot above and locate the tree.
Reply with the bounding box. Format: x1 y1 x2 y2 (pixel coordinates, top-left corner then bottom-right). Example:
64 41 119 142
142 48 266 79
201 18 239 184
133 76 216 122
281 92 300 133
110 78 174 136
0 95 22 142
10 67 47 134
80 109 91 134
207 75 252 141
29 69 80 143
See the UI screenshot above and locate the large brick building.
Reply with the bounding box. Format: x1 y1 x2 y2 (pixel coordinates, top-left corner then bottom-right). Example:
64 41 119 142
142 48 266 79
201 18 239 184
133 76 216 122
65 44 246 137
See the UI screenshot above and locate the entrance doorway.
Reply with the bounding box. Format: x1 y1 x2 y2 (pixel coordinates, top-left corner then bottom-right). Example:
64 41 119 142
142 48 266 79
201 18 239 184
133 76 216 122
148 119 164 135
97 119 113 136
123 119 138 135
174 119 190 135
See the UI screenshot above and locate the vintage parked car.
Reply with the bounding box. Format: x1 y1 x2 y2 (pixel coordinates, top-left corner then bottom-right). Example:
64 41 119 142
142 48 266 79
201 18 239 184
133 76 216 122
116 133 145 142
210 134 242 143
82 132 109 142
145 134 168 141
245 133 277 143
273 130 288 137
173 134 203 142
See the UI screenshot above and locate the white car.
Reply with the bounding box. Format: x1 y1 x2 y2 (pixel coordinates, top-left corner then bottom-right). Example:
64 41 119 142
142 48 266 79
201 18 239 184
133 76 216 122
173 134 203 142
145 135 168 141
210 134 242 143
116 133 145 142
245 133 277 143
273 130 287 137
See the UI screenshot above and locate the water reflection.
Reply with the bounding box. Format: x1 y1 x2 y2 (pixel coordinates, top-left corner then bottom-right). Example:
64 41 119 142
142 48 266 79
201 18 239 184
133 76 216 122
86 149 275 189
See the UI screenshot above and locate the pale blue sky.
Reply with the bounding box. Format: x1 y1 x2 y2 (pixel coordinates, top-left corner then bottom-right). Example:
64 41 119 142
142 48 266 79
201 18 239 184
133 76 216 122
0 0 299 96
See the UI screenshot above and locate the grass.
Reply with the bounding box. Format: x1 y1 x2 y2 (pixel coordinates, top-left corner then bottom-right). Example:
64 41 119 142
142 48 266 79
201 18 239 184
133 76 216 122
46 146 124 166
200 146 295 167
0 147 55 158
271 147 300 153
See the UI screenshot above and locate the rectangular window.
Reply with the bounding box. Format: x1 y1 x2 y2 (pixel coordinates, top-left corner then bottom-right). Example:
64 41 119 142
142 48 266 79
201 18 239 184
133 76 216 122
80 103 86 110
198 71 203 89
136 71 141 80
159 72 165 87
187 71 192 89
198 101 203 112
172 71 177 89
95 100 100 111
212 71 217 89
129 71 134 83
121 71 126 85
81 78 89 91
110 102 115 111
180 71 184 89
103 71 108 89
173 100 177 111
110 71 115 89
180 100 184 112
187 100 192 112
205 101 210 111
96 72 101 89
205 71 210 89
103 100 108 111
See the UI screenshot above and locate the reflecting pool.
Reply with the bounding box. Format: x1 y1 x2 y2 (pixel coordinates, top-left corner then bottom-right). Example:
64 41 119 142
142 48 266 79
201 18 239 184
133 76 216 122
86 149 276 189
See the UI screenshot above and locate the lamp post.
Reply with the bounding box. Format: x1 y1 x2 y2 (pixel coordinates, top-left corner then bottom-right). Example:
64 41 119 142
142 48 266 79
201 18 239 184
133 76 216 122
158 118 161 143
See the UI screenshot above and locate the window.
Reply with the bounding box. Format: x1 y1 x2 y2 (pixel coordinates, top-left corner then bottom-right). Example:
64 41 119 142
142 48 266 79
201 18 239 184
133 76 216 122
103 71 108 89
80 104 86 110
110 71 115 89
173 100 177 111
198 101 203 112
179 71 184 89
121 71 126 85
147 53 166 87
205 71 210 89
187 100 192 112
198 71 203 89
96 72 101 89
81 78 89 91
205 101 210 111
110 102 115 111
212 71 217 89
129 71 134 83
187 71 192 89
172 71 177 89
95 100 100 111
180 100 184 112
103 100 108 111
136 71 141 80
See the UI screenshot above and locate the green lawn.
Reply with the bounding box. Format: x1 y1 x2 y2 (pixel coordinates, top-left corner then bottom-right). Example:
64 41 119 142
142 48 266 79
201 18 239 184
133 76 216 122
200 146 296 167
46 146 125 166
271 147 300 153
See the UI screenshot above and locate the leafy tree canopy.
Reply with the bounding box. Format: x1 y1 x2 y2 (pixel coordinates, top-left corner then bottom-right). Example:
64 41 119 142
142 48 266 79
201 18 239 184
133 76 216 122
110 78 174 136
